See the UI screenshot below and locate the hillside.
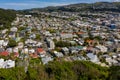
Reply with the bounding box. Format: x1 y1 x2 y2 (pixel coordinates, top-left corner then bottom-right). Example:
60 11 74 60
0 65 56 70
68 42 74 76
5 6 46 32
24 2 120 12
0 9 16 29
0 61 120 80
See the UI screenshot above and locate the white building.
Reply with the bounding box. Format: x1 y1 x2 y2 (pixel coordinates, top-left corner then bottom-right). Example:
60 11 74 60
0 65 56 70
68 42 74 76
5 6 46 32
0 40 4 46
10 27 18 32
48 40 55 49
0 59 15 68
25 15 32 18
0 59 4 68
41 56 53 64
96 45 108 53
4 60 15 68
87 53 99 63
54 51 63 58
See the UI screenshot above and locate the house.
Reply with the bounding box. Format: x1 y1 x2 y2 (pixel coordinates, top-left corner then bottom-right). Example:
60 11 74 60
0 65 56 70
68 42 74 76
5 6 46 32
14 52 19 57
43 31 52 36
47 40 55 49
30 53 39 58
87 53 99 63
60 33 73 39
0 40 4 46
103 55 112 66
41 56 53 64
118 54 120 57
6 48 13 53
0 48 4 53
69 41 77 46
13 47 19 53
1 29 8 34
92 26 100 31
29 49 35 53
0 59 15 68
54 51 63 58
96 45 108 53
18 42 24 49
0 59 4 68
61 47 69 55
0 51 9 56
19 32 25 38
86 40 95 46
37 48 46 56
4 60 15 68
2 40 8 47
77 55 86 60
105 55 118 66
25 39 37 47
79 32 89 38
112 54 117 59
76 46 84 51
29 34 36 39
10 27 18 32
36 42 42 47
24 48 29 54
9 32 16 38
69 47 79 54
25 15 32 18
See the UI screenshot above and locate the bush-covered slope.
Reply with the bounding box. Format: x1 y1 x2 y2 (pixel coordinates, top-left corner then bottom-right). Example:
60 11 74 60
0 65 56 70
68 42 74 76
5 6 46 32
0 9 16 29
0 61 120 80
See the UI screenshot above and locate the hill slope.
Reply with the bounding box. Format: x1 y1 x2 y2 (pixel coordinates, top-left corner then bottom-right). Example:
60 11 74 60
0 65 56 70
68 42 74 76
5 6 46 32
24 2 120 12
0 9 16 29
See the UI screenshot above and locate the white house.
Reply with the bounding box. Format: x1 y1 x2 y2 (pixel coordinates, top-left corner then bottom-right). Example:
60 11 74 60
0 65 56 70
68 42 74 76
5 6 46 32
54 51 63 58
0 40 4 46
87 53 99 63
0 59 15 68
47 40 55 49
0 59 4 68
4 60 15 68
10 27 18 32
96 45 108 53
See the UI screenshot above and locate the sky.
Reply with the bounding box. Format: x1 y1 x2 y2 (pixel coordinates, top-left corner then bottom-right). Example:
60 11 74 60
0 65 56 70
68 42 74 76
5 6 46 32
0 0 119 10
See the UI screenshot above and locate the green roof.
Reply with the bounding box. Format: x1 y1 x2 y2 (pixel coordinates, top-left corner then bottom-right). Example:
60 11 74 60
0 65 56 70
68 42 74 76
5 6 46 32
77 46 83 49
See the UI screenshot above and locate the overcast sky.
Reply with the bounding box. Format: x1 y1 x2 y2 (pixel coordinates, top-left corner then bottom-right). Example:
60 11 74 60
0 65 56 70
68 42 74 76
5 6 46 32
0 0 119 10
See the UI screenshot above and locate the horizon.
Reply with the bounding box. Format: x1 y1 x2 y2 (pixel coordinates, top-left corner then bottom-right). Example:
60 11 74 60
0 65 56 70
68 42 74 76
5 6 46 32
0 0 119 10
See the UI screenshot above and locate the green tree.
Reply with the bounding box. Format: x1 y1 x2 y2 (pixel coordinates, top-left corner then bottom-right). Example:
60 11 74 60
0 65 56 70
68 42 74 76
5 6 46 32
8 39 17 47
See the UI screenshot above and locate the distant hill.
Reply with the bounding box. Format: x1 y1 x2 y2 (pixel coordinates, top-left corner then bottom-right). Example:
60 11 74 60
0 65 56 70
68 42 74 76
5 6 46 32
0 8 16 29
23 2 120 13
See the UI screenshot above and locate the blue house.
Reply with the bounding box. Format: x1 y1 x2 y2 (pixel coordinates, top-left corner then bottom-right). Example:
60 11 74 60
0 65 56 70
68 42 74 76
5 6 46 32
109 24 116 29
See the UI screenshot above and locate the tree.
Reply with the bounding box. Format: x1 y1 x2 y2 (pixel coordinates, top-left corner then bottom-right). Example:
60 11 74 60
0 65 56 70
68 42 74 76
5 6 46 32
55 41 71 47
109 66 120 80
8 39 17 47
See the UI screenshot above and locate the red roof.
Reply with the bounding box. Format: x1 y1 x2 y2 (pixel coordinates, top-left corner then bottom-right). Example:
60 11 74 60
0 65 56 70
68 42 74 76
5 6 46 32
37 48 44 53
77 32 84 34
0 51 9 56
86 40 94 43
87 46 93 51
30 53 38 58
14 52 19 57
